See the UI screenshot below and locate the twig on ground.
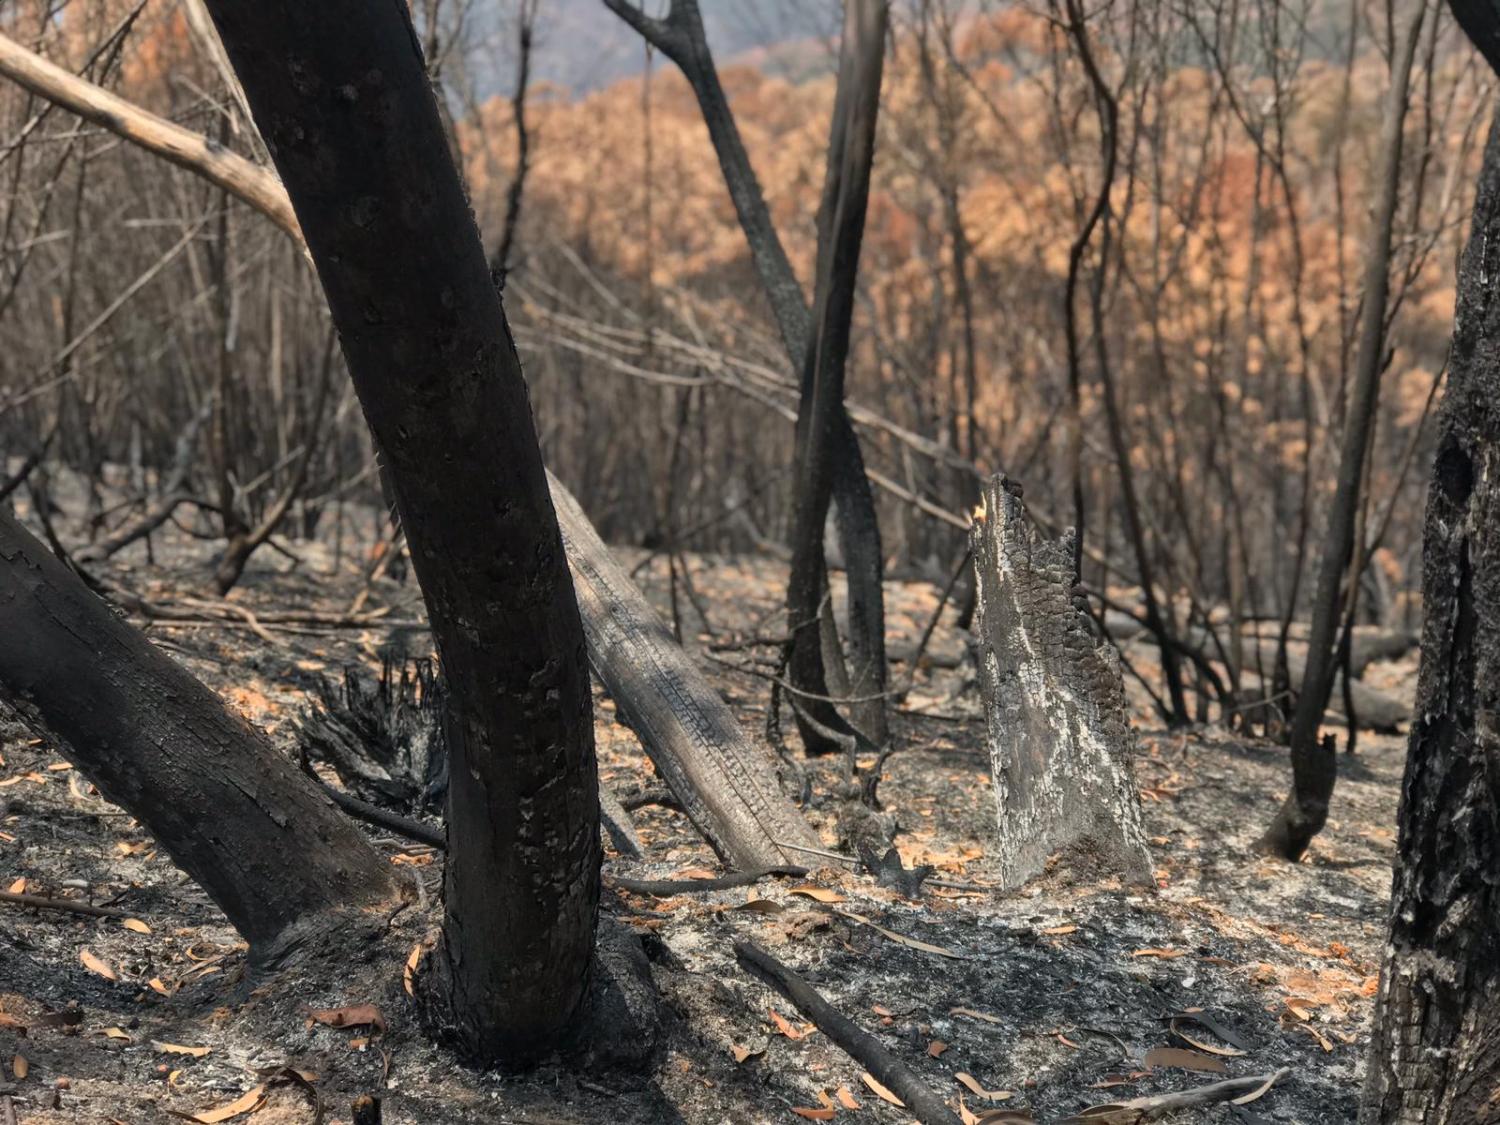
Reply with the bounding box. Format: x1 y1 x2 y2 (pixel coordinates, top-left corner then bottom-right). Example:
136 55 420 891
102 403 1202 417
1057 1068 1290 1123
733 940 961 1125
306 775 446 849
0 889 130 919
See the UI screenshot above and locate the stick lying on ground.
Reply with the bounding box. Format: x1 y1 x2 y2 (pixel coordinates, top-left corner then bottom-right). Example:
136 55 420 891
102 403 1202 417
1057 1068 1290 1123
0 890 129 919
734 940 961 1125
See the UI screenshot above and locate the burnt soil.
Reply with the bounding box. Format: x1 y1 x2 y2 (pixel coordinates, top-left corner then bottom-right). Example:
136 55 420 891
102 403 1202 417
0 496 1410 1124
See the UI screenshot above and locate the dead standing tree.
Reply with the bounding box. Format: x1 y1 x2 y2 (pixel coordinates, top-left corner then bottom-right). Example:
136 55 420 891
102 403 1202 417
0 24 817 874
602 0 892 750
1361 6 1500 1119
1259 0 1426 862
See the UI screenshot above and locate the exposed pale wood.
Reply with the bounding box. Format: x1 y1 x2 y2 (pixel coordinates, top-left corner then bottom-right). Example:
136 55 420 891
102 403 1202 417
970 477 1152 889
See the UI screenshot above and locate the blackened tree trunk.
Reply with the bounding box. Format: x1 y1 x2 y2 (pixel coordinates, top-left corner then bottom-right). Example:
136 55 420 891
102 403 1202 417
784 0 890 754
0 513 401 961
1361 46 1500 1121
602 0 890 748
1260 2 1425 860
202 0 599 1066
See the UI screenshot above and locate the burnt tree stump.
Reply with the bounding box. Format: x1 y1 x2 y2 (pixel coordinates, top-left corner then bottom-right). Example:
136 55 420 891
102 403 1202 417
970 476 1152 889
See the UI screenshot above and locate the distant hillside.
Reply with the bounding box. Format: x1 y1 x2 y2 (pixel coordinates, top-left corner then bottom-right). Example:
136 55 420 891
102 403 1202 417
467 0 840 98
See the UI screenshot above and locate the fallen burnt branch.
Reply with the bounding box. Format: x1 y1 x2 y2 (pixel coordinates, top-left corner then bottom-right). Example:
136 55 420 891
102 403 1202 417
1057 1067 1289 1123
306 771 446 850
733 940 961 1125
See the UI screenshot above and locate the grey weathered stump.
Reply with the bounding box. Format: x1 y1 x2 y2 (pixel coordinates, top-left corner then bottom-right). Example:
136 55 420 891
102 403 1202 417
970 476 1152 889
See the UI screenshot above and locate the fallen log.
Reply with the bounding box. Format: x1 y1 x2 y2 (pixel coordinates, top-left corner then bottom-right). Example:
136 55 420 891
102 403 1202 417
970 477 1153 890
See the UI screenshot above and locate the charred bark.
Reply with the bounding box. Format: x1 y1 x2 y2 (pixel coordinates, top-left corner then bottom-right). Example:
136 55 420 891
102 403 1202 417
969 477 1152 890
1360 84 1500 1124
202 0 599 1066
1263 3 1425 860
784 0 890 754
0 512 402 961
602 0 889 746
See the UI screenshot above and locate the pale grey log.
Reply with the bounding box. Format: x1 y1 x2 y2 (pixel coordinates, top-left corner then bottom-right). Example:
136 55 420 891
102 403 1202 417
549 473 820 870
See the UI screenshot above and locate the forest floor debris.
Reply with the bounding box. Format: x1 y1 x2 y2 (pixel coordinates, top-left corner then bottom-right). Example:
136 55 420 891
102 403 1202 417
0 506 1406 1123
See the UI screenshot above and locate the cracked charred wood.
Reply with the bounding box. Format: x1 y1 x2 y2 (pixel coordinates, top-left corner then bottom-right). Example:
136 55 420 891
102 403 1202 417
1361 42 1500 1122
550 478 820 870
202 0 598 1066
0 512 402 961
969 477 1153 890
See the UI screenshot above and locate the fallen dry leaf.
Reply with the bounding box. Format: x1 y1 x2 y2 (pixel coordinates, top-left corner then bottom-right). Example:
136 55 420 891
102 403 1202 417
790 1107 834 1121
861 1072 905 1107
6 877 24 894
835 1085 861 1110
11 1053 26 1080
1131 948 1187 960
190 1083 266 1123
950 1006 1003 1024
788 884 846 904
955 1072 1012 1102
153 1041 211 1058
729 1044 762 1064
1042 924 1078 936
1143 1046 1227 1074
122 918 151 934
308 1004 386 1035
403 944 423 998
149 977 176 996
80 948 117 980
928 1040 949 1057
768 1008 812 1041
100 1027 132 1042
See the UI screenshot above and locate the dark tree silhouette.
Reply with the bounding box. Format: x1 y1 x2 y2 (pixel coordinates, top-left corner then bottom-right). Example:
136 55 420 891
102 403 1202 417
201 0 599 1065
1362 8 1500 1118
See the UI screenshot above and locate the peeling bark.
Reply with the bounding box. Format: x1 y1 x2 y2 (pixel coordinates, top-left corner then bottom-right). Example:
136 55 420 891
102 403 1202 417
970 477 1152 889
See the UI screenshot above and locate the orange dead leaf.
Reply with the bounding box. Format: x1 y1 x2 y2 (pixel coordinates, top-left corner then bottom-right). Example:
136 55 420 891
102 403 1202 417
1041 924 1078 936
861 1072 905 1107
928 1040 949 1057
11 1054 27 1080
955 1071 1012 1101
122 918 151 934
768 1008 812 1040
80 948 117 980
190 1083 266 1123
308 1004 387 1035
1131 948 1187 959
153 1041 211 1058
788 885 846 904
835 1085 860 1110
790 1108 834 1121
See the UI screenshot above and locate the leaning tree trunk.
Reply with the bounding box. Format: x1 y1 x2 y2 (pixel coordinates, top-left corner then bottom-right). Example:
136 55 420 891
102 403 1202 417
1360 71 1500 1125
602 0 890 747
0 28 816 875
784 0 890 754
202 0 598 1067
1260 1 1425 861
969 477 1152 890
550 477 820 869
0 512 402 961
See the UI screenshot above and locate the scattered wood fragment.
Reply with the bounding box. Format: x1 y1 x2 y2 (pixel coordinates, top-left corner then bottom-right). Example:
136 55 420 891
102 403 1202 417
733 940 961 1125
1056 1068 1289 1123
0 890 128 919
610 866 807 897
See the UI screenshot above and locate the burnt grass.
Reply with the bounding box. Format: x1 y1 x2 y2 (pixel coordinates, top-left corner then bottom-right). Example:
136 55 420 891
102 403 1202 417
0 501 1406 1123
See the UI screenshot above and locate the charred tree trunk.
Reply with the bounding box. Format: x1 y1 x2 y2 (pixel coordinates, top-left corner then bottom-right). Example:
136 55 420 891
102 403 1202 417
1360 54 1500 1123
203 0 599 1067
1260 2 1425 860
784 0 889 755
0 512 401 961
969 477 1152 890
602 0 889 747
